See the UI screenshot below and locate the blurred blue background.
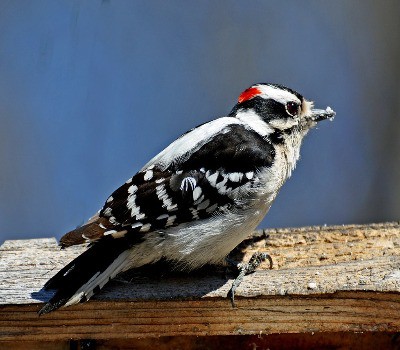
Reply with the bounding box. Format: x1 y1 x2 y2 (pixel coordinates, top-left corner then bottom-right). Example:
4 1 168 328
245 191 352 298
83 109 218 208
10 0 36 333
1 1 399 243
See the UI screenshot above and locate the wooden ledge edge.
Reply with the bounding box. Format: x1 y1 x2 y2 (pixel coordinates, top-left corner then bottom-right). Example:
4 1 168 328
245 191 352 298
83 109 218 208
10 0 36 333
0 290 399 341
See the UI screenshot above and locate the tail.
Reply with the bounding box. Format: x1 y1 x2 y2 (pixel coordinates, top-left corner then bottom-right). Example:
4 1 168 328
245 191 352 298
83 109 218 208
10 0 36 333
39 236 131 315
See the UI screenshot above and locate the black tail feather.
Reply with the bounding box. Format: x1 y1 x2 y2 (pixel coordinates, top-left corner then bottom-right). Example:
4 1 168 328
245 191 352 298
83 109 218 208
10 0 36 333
39 236 134 315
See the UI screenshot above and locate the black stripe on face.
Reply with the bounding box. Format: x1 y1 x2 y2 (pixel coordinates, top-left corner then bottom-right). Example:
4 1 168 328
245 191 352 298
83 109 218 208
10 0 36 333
269 128 293 145
231 97 288 123
269 130 284 144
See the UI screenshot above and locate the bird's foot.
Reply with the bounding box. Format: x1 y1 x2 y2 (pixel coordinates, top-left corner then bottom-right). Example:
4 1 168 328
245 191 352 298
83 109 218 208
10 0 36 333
227 252 273 307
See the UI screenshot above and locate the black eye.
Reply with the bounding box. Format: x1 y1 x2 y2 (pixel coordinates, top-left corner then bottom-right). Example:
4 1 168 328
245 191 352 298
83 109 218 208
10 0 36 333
285 101 299 117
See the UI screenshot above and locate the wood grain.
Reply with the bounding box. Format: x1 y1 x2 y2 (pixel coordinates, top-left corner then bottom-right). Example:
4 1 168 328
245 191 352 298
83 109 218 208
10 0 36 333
2 332 400 350
0 222 399 342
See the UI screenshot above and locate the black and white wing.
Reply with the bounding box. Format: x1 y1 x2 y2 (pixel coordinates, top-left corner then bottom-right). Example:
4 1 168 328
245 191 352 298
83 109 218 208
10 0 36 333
40 119 275 315
61 121 275 247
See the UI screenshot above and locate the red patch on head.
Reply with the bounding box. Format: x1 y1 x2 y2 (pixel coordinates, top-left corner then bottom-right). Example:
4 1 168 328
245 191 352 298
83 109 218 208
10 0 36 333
238 87 262 104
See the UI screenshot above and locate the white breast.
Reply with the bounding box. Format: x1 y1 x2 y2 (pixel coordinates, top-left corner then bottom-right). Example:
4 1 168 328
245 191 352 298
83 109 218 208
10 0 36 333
160 186 276 270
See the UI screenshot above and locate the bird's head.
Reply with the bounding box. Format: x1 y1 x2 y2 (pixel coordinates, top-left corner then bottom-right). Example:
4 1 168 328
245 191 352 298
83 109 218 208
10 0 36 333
230 83 335 137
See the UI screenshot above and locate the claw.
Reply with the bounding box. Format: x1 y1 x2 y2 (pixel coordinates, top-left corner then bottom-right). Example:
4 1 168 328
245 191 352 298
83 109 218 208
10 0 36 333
227 252 273 307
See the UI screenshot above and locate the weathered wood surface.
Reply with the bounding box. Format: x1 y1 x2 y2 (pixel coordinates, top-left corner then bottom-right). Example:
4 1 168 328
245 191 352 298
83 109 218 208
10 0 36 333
0 222 399 342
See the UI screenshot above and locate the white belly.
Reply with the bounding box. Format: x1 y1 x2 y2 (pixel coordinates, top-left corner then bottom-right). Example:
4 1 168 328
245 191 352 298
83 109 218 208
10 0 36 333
160 201 270 270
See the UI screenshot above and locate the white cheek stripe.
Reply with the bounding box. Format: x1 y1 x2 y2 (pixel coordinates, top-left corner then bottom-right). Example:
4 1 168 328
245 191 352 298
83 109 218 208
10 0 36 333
235 110 274 137
269 118 299 130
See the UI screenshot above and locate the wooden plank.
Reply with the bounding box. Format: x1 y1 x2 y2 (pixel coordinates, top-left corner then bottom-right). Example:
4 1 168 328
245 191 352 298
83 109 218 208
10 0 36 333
2 332 400 350
0 222 399 341
0 292 399 341
1 222 399 304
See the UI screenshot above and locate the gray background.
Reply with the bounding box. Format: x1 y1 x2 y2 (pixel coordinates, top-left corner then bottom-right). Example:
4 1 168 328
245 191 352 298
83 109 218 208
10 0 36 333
1 1 399 243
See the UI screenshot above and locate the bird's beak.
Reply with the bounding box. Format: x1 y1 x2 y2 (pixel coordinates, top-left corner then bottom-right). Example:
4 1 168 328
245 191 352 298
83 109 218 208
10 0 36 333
310 106 336 122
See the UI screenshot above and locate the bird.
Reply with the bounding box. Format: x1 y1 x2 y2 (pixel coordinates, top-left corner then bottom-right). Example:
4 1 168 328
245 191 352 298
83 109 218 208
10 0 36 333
39 83 335 315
